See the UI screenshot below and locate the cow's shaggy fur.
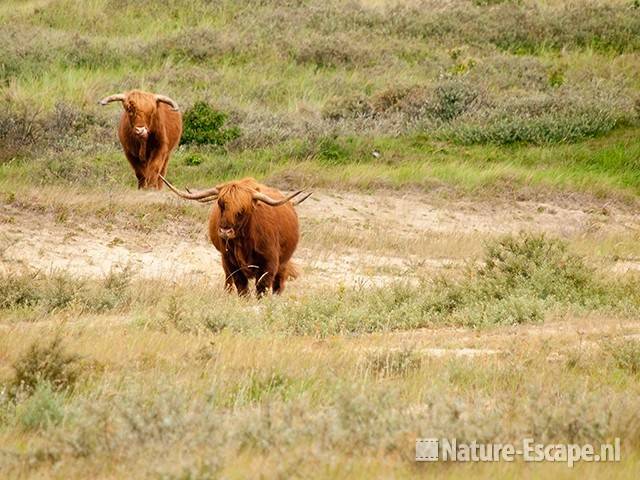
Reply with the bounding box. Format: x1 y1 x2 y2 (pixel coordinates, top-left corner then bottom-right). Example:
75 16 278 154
208 178 300 296
103 90 182 189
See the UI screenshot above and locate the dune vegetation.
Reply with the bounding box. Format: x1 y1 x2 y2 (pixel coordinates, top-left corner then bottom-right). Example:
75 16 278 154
1 0 640 478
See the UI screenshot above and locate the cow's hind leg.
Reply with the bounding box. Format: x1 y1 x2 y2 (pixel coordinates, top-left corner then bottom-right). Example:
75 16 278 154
272 270 286 294
273 262 297 294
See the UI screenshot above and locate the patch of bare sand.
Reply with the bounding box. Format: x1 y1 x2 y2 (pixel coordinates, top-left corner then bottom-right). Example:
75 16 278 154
298 192 640 236
1 190 640 286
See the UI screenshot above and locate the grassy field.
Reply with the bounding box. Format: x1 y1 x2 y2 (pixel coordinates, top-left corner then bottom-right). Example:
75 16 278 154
2 0 640 478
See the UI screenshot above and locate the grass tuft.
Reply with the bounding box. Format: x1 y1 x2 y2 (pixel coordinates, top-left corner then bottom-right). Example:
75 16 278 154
11 337 80 396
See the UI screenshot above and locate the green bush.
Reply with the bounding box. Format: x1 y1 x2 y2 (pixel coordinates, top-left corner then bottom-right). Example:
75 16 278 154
317 136 351 165
183 152 205 166
423 233 601 327
180 102 240 147
0 273 40 309
429 80 480 122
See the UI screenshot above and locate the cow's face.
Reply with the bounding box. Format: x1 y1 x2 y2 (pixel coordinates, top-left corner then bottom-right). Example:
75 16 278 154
216 185 255 240
123 92 157 139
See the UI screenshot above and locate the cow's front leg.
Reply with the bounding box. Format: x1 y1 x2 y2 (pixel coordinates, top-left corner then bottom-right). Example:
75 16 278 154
222 255 249 296
255 261 278 297
221 256 235 293
123 151 145 189
136 171 146 189
233 271 250 296
144 149 168 190
222 256 249 295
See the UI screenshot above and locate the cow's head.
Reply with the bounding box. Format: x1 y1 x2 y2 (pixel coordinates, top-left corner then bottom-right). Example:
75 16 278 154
159 176 311 240
99 90 179 139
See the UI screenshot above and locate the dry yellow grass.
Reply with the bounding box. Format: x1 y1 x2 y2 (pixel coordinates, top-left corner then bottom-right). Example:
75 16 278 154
1 186 640 478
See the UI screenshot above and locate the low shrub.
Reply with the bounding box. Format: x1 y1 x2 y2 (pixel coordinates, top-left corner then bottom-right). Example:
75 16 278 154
603 339 640 375
0 270 134 315
365 349 423 377
15 382 65 431
443 109 624 145
422 233 600 327
0 102 105 161
180 102 241 147
440 93 631 145
292 34 371 68
11 337 80 395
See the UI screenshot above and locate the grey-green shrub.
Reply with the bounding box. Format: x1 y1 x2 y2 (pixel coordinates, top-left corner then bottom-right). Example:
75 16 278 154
442 105 627 145
15 382 65 431
604 339 640 375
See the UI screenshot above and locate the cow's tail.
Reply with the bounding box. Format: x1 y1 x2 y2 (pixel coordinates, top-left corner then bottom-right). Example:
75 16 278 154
283 261 300 280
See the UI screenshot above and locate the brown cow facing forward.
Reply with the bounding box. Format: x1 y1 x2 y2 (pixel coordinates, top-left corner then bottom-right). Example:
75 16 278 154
99 90 182 189
161 175 310 296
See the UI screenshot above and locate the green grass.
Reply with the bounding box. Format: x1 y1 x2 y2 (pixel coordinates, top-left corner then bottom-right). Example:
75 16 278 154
2 127 640 198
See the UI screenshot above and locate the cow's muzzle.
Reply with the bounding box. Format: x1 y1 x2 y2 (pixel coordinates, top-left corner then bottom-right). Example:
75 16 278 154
134 126 149 138
219 227 236 240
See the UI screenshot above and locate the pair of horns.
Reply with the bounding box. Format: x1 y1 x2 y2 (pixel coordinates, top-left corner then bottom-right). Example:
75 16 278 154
99 93 180 111
159 175 312 207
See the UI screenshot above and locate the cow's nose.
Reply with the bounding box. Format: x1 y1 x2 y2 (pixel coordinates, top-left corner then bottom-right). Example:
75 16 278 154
219 227 234 239
134 126 148 137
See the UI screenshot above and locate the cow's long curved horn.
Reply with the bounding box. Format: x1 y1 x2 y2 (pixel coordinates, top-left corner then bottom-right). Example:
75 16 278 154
159 175 219 200
252 190 304 206
99 94 125 106
292 192 312 206
155 94 180 111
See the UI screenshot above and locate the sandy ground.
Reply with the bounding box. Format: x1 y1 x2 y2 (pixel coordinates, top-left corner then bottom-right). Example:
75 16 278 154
2 190 640 359
1 190 639 287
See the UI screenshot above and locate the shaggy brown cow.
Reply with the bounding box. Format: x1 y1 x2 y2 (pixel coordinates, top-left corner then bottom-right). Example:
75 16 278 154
160 175 310 296
99 90 182 189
